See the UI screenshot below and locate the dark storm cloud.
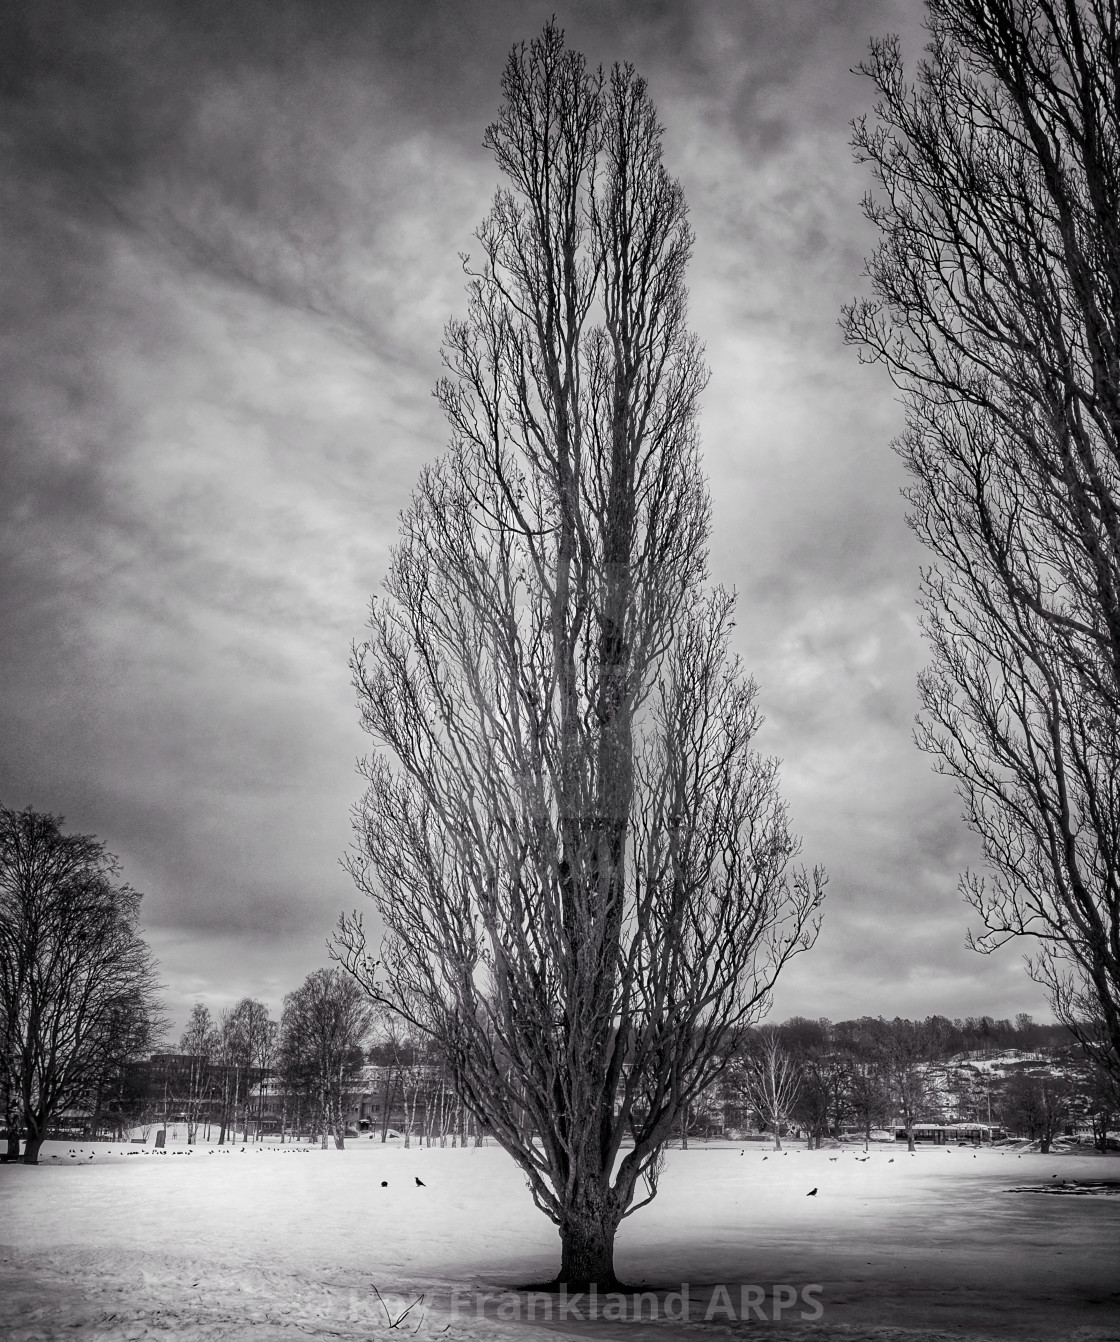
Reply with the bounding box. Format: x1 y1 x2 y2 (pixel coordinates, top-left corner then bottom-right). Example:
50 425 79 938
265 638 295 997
0 0 1050 1032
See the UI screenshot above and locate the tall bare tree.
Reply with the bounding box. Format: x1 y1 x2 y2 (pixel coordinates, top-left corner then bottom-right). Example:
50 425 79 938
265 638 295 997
835 1020 893 1147
0 805 163 1163
845 0 1120 1086
1000 1067 1074 1152
214 1005 244 1145
737 1029 802 1150
367 1014 411 1142
335 23 823 1289
178 1002 219 1145
781 1020 851 1149
278 968 373 1149
229 998 275 1142
876 1017 952 1151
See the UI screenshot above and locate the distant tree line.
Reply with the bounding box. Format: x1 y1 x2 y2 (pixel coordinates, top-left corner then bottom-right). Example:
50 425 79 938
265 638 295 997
4 799 1114 1173
99 968 376 1151
0 804 380 1162
712 1014 1118 1155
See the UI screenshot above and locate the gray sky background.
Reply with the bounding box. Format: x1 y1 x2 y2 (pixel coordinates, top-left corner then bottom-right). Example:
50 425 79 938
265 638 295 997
0 0 1052 1039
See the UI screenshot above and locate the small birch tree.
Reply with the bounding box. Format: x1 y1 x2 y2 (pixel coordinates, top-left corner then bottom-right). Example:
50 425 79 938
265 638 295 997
739 1029 802 1150
178 1002 219 1145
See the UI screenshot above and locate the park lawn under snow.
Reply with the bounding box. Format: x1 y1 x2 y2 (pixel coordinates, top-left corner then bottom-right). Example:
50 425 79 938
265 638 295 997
1 1135 1118 1341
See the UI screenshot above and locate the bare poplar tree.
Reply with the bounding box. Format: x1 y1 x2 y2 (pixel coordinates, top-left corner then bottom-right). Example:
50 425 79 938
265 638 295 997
335 23 823 1288
0 805 163 1163
844 0 1120 1086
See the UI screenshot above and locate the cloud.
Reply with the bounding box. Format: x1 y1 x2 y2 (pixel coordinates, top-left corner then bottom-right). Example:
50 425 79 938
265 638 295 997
0 0 1052 1032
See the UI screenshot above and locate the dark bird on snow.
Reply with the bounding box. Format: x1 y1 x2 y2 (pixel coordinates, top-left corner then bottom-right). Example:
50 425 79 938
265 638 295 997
381 1181 388 1187
806 1188 818 1197
415 1177 426 1187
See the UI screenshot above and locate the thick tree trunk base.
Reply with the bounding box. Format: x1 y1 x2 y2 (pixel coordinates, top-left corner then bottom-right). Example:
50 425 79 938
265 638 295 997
520 1218 624 1293
22 1137 45 1165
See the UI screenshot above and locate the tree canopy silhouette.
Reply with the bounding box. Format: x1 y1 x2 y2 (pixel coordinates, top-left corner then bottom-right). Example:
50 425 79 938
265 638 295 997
336 22 823 1289
846 0 1120 1088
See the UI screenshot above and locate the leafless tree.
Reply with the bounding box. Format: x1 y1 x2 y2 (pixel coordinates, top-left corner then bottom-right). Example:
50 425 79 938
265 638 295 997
335 22 823 1289
278 968 373 1149
737 1029 802 1150
178 1002 219 1145
834 1018 895 1146
845 0 1120 1088
0 805 163 1164
214 1005 246 1145
876 1017 953 1151
229 998 276 1141
368 1014 411 1142
1000 1067 1074 1152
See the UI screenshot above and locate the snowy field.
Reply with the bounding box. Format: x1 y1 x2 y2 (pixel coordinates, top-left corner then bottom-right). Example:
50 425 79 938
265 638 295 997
2 1136 1118 1342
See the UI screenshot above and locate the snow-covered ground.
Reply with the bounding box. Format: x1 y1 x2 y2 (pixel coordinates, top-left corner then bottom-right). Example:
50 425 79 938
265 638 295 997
2 1136 1118 1341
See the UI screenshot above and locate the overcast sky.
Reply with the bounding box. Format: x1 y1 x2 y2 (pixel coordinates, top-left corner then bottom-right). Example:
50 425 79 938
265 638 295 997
0 0 1053 1039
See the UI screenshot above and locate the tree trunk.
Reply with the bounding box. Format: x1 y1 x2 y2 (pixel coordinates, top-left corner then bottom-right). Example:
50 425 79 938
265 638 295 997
22 1135 45 1165
558 1209 621 1292
380 1067 395 1142
5 1130 21 1161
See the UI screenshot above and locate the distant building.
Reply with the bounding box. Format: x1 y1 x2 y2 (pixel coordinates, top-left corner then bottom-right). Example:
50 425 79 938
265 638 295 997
898 1122 1004 1144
